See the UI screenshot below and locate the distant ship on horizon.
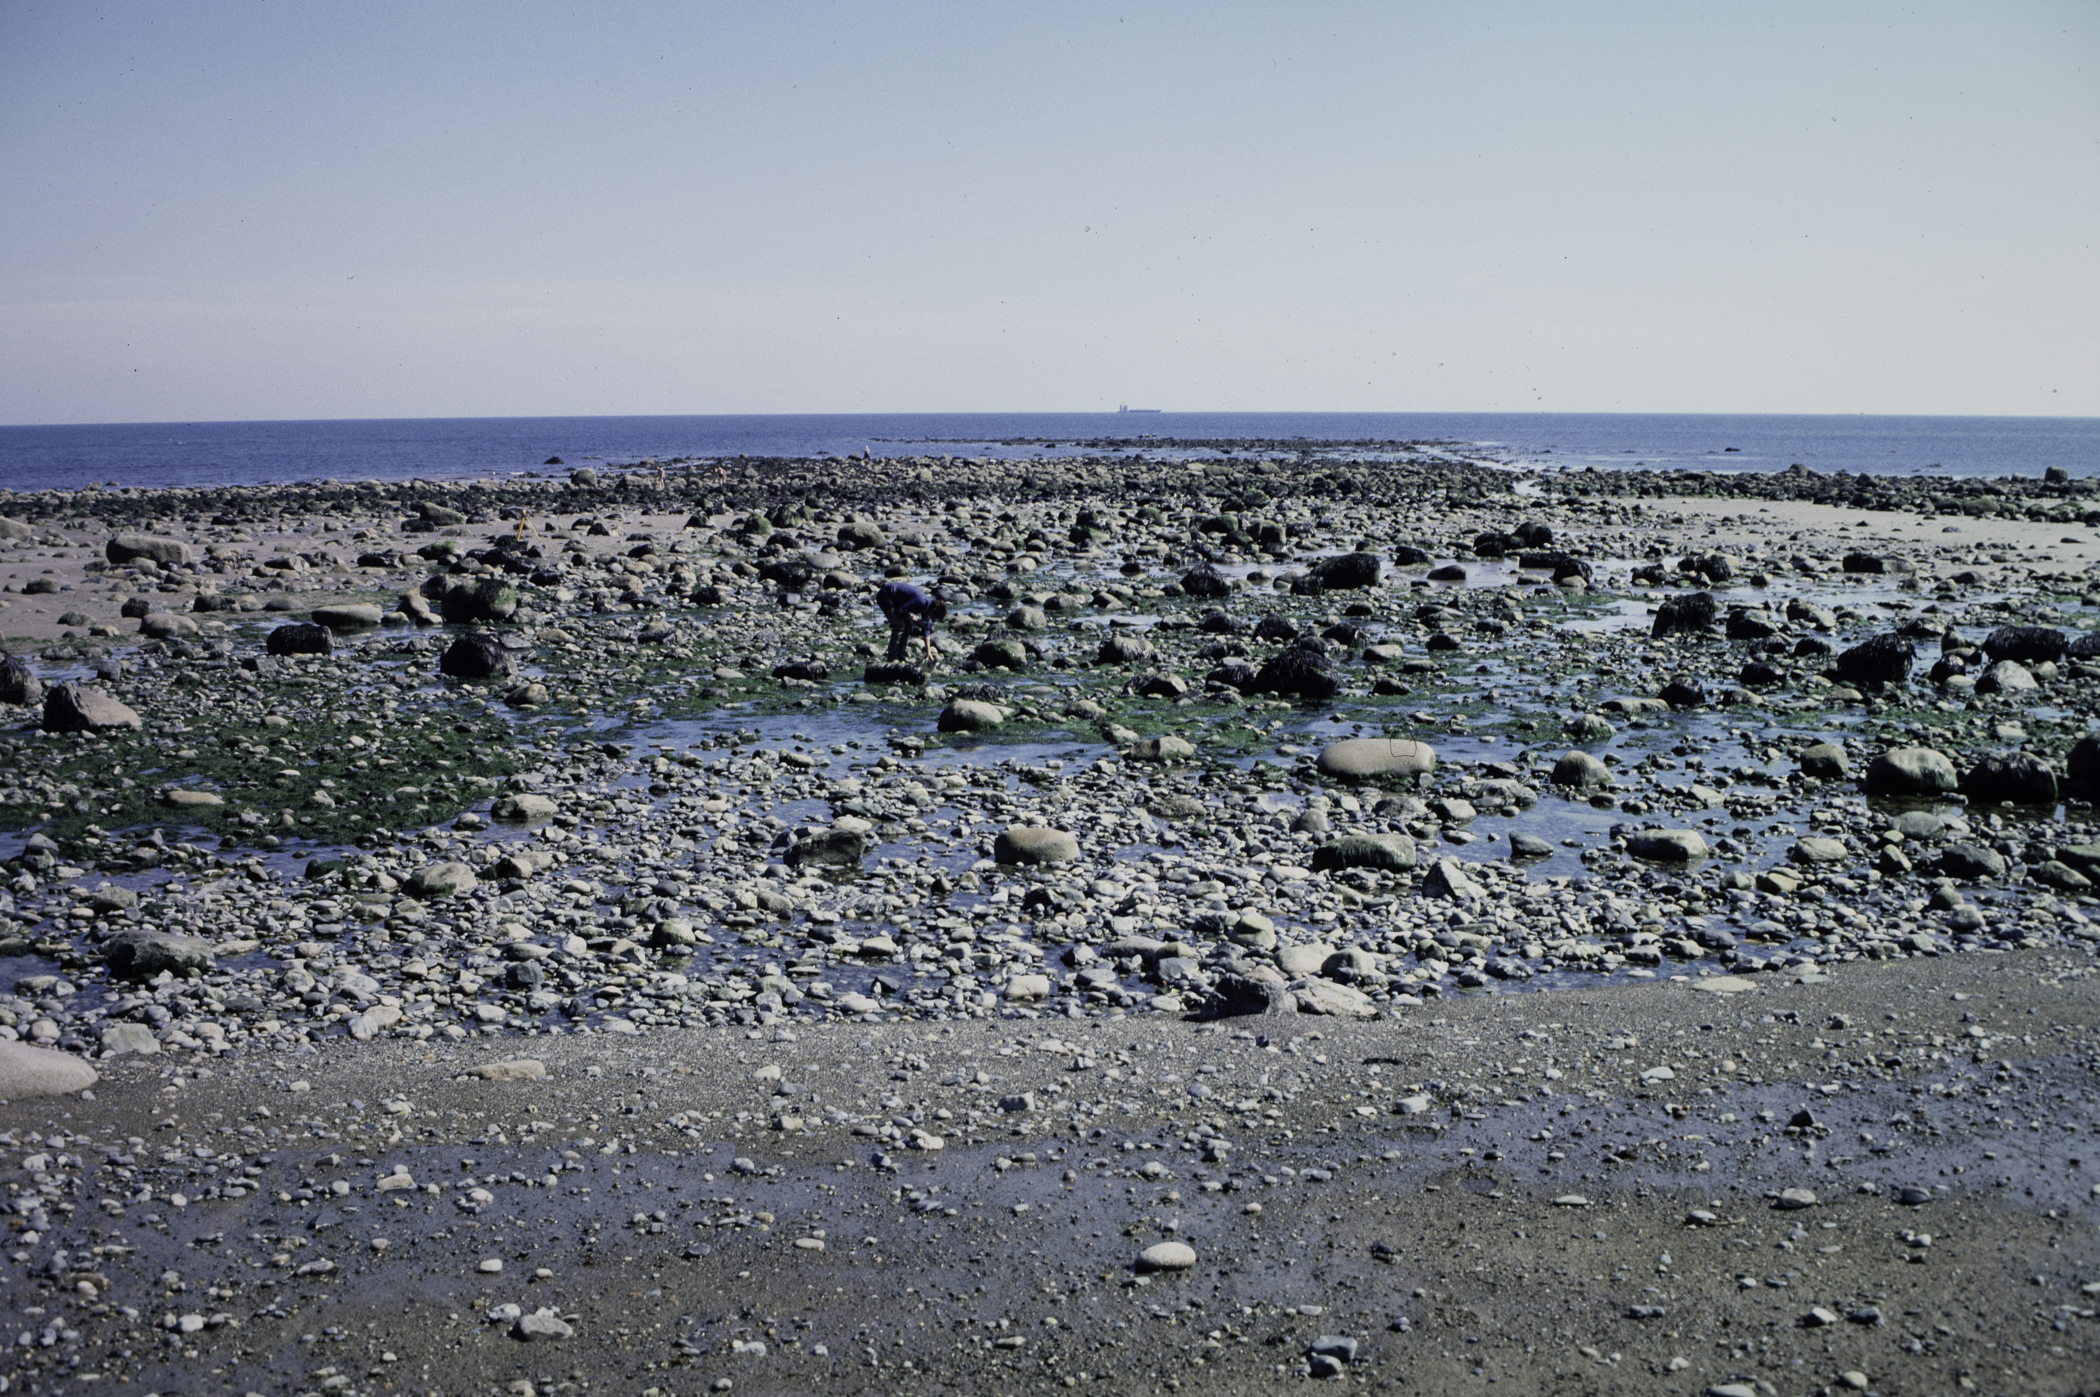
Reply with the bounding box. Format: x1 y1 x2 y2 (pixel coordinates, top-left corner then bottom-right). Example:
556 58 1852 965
1115 404 1162 414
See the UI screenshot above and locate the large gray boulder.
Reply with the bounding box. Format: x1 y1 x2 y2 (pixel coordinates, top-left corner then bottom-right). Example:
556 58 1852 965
937 699 1008 732
0 1042 98 1098
1550 750 1612 789
1863 746 1958 797
994 826 1080 865
42 682 142 733
104 929 215 981
106 533 191 566
311 602 384 630
785 826 869 869
1626 830 1709 862
1309 833 1418 873
1316 738 1436 783
0 655 43 706
405 861 478 898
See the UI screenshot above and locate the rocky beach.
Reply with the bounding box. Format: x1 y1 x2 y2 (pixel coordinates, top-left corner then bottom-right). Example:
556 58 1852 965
0 445 2096 1396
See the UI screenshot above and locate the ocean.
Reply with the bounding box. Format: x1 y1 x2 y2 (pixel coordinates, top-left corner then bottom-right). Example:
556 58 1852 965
0 411 2094 495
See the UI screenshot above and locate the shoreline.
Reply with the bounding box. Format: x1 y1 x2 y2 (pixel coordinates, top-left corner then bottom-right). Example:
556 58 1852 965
1 451 2096 1392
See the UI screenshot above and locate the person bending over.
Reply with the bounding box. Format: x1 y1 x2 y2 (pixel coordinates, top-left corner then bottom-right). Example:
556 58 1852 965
875 580 948 665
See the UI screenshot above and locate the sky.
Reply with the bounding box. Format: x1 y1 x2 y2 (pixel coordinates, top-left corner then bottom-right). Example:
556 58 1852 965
0 1 2095 423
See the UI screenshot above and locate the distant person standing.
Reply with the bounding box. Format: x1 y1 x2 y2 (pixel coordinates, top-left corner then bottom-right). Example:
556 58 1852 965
876 580 947 665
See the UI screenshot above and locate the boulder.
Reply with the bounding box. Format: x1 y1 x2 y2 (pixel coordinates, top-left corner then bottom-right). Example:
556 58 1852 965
1126 735 1195 762
1835 634 1914 685
1799 742 1850 778
42 682 142 733
1314 553 1384 589
972 638 1029 670
994 826 1081 865
1960 751 2057 806
1252 644 1342 700
104 929 214 981
1196 971 1295 1018
1974 660 2037 695
1309 833 1418 873
1841 552 1911 575
2068 734 2100 796
1097 634 1158 665
1937 843 2008 881
1982 625 2066 665
1518 550 1593 584
161 788 224 808
1657 678 1706 708
862 662 925 686
441 578 519 624
1626 830 1709 862
138 612 201 639
1290 978 1379 1017
1651 592 1718 638
439 631 511 679
1862 746 1958 797
785 826 869 869
491 792 559 821
311 603 384 630
937 699 1008 732
1131 672 1189 699
0 655 43 706
106 533 191 566
1179 565 1234 598
405 861 478 898
266 622 334 656
1550 750 1612 789
0 1041 99 1097
835 520 886 550
1316 737 1437 783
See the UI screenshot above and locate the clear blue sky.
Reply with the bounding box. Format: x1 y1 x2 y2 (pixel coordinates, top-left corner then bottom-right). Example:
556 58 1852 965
1 1 2094 423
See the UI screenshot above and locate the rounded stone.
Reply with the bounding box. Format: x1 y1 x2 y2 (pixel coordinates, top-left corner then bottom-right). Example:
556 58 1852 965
0 1041 98 1098
994 826 1080 865
1626 830 1709 863
1315 738 1437 783
405 862 479 899
1136 1241 1197 1272
938 699 1009 732
1863 746 1958 797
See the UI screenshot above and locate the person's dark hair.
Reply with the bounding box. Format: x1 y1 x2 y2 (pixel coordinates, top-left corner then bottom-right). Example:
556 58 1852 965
928 600 949 623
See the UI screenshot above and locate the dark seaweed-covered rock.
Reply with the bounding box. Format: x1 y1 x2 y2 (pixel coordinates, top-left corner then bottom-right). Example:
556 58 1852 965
1391 545 1432 566
1513 520 1553 547
1205 661 1260 690
1651 591 1718 638
266 622 333 657
1658 677 1707 707
1738 659 1786 687
1725 609 1778 640
772 660 830 682
1097 634 1158 665
2069 734 2100 796
1254 614 1301 642
1179 565 1233 598
1288 571 1325 596
1518 551 1592 583
1960 751 2058 806
862 662 925 686
1835 633 1914 685
0 654 43 707
42 682 141 733
1252 643 1342 700
1427 564 1467 582
785 827 868 869
1197 610 1244 635
1841 553 1912 575
1472 532 1515 558
1937 843 2008 881
1313 552 1384 590
757 554 819 589
1982 625 2066 665
2067 632 2100 659
1192 971 1294 1019
441 577 519 624
439 631 511 680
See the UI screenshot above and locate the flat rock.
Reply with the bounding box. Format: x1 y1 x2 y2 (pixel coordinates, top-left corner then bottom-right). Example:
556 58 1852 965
104 929 214 980
1309 833 1417 872
1627 829 1708 862
406 861 478 898
42 682 142 733
467 1059 547 1081
1316 737 1436 782
0 1041 99 1097
1136 1241 1197 1272
994 826 1080 865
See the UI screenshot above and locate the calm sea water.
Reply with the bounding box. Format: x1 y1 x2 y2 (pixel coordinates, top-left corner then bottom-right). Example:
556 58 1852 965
0 412 2094 494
